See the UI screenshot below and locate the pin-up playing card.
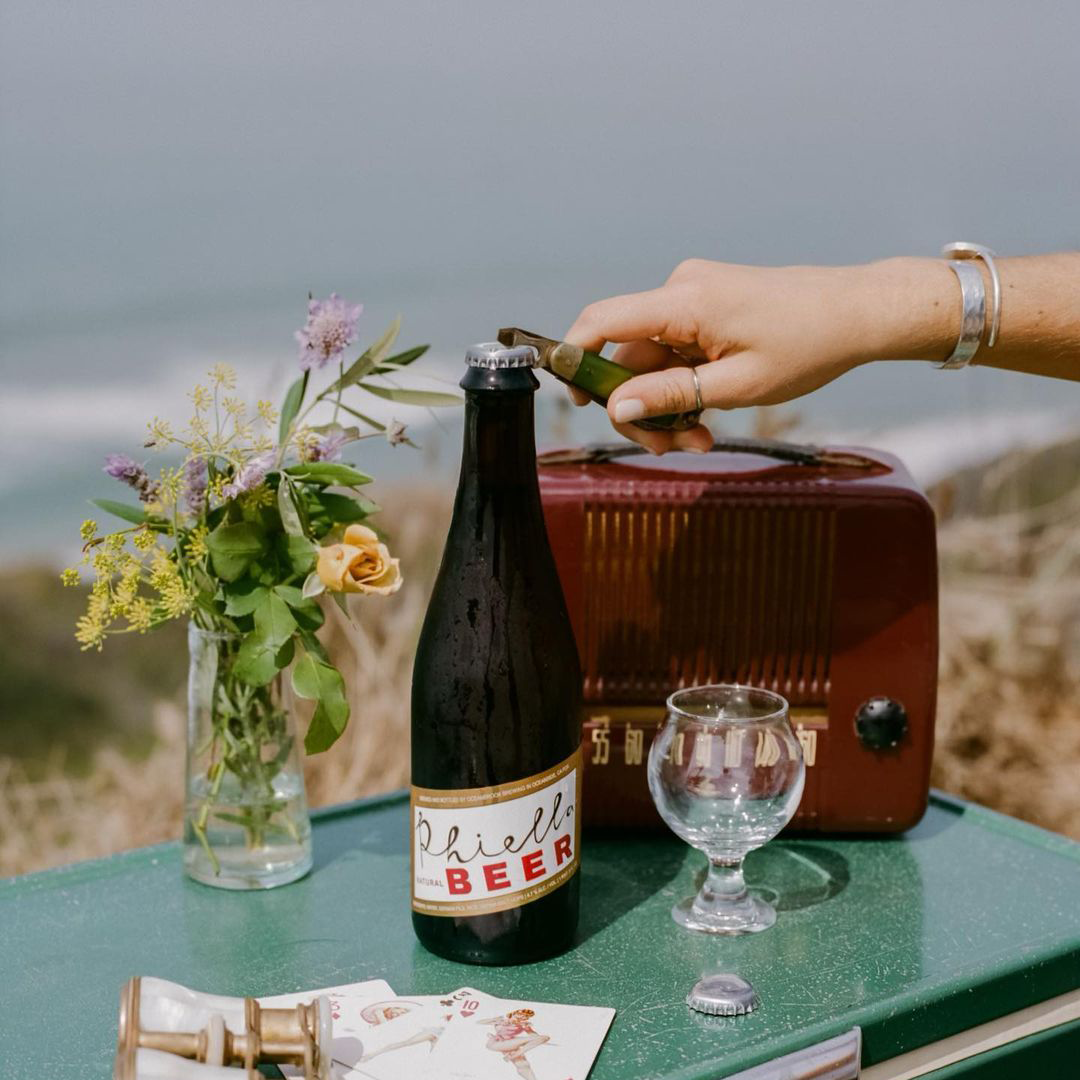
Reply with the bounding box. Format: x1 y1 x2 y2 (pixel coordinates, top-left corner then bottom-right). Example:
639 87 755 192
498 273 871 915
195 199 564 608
338 1000 452 1079
420 988 615 1080
260 980 396 1080
259 978 395 1016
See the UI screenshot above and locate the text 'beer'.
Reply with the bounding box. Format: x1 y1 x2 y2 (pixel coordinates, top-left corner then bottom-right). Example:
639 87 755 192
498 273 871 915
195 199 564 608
411 341 582 965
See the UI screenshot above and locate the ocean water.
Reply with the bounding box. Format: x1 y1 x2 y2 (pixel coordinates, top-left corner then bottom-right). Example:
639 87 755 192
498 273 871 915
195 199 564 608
2 2 1078 558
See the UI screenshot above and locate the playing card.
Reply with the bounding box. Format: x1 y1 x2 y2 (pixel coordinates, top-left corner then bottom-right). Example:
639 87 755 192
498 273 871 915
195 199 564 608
336 1001 452 1079
420 989 615 1080
260 980 395 1080
259 978 395 1018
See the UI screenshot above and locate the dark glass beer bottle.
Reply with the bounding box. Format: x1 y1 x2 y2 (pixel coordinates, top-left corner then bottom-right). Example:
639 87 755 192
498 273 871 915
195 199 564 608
410 341 582 965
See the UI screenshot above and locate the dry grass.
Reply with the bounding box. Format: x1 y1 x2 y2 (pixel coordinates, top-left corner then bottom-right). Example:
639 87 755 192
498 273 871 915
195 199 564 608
0 489 451 877
2 443 1079 877
931 443 1080 838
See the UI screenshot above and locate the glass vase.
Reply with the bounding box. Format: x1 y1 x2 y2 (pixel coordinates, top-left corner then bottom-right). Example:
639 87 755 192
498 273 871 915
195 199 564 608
183 623 313 889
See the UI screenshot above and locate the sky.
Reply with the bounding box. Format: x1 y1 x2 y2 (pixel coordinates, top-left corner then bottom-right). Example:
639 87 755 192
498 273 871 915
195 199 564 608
1 1 1078 554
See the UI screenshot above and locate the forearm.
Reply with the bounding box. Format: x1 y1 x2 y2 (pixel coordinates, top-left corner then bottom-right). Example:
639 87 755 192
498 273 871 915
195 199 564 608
865 254 1080 380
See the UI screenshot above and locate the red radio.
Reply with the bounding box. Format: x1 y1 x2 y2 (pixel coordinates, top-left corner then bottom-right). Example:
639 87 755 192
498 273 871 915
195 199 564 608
538 439 938 833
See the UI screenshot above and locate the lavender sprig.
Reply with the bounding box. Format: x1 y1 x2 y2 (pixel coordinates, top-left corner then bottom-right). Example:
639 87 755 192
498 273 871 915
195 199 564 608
103 454 160 503
182 456 208 514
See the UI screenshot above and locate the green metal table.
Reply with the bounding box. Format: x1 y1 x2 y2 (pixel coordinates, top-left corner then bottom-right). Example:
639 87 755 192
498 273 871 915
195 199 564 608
3 791 1079 1078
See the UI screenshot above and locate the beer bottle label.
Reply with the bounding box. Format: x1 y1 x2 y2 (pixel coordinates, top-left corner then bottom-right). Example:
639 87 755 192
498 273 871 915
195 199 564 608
410 747 582 917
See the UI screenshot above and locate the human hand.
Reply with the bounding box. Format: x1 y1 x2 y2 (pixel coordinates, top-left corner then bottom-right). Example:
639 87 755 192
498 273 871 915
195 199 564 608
564 257 956 453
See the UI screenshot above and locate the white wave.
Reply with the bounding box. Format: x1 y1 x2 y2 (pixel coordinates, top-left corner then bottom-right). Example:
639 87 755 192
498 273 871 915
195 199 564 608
0 348 459 475
815 407 1080 489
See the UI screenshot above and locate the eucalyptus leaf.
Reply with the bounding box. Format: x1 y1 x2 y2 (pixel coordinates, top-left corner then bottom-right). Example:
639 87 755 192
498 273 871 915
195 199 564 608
277 478 306 538
372 344 429 374
358 384 462 408
223 580 270 616
284 462 373 486
206 522 267 582
91 498 148 525
327 315 401 395
309 423 361 440
336 403 386 432
279 373 308 443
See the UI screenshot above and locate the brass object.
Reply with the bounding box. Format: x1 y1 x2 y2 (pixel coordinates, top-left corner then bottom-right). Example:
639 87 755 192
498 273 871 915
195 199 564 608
114 976 330 1080
497 327 584 380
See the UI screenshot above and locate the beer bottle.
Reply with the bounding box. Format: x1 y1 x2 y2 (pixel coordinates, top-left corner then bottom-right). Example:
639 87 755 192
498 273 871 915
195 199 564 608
410 341 582 965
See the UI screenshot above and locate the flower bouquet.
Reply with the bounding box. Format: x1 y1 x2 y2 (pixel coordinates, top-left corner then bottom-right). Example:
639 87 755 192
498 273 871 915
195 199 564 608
66 295 459 888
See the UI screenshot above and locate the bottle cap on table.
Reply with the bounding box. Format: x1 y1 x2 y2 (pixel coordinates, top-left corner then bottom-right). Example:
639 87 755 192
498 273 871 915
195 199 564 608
465 342 540 369
686 973 760 1016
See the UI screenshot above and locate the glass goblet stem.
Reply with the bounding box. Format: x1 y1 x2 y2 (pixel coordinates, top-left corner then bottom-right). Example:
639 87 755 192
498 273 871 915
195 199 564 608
697 857 749 913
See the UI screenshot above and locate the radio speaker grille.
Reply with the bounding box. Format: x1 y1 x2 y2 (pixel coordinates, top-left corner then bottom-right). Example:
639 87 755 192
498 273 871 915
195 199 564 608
581 500 836 706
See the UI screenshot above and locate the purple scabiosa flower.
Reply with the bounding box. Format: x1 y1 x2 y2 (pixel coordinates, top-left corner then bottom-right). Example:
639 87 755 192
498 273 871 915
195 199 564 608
310 430 349 462
104 453 160 503
182 456 208 514
222 451 275 501
295 293 362 371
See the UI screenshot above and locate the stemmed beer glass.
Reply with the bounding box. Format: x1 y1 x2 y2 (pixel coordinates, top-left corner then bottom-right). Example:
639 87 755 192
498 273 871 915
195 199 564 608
648 684 805 934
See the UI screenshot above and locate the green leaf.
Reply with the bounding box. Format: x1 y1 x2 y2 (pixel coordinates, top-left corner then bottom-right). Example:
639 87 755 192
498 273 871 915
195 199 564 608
309 423 361 439
328 315 401 394
292 653 350 753
309 491 378 524
372 344 429 374
234 635 294 687
254 590 298 648
298 629 329 662
91 498 148 525
273 585 324 631
328 590 352 622
277 477 306 538
223 580 269 616
337 403 386 432
206 522 267 582
279 532 317 575
358 384 462 407
284 462 373 486
279 373 308 443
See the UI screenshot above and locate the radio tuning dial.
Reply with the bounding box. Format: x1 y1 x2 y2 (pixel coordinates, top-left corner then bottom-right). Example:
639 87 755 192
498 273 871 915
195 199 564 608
855 697 908 750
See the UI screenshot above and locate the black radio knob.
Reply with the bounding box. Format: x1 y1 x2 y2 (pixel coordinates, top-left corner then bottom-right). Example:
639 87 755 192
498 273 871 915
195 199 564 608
855 697 908 750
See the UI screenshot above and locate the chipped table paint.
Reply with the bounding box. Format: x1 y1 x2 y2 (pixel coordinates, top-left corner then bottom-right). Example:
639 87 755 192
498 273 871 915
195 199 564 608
3 791 1079 1076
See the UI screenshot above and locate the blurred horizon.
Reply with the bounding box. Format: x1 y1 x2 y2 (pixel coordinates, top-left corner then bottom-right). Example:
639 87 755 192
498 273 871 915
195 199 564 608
2 1 1078 557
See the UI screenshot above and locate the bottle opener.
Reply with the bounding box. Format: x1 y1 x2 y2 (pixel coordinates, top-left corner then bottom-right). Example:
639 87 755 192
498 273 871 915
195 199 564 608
497 327 703 431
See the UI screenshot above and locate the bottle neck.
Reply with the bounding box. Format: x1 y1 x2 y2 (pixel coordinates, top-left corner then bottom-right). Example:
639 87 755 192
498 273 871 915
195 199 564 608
457 367 541 493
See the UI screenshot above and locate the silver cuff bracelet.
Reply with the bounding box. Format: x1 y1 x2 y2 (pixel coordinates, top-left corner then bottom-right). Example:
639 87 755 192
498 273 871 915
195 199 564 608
942 242 1001 348
938 260 986 370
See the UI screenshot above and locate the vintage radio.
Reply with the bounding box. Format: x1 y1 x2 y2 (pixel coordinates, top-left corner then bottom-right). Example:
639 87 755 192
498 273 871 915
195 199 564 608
538 438 938 833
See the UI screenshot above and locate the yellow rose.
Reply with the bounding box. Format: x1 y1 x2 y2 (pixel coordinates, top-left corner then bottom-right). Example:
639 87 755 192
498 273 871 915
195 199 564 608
316 524 403 595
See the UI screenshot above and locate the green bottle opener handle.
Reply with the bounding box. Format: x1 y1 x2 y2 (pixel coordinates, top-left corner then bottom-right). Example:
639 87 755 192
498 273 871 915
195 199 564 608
497 328 702 432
